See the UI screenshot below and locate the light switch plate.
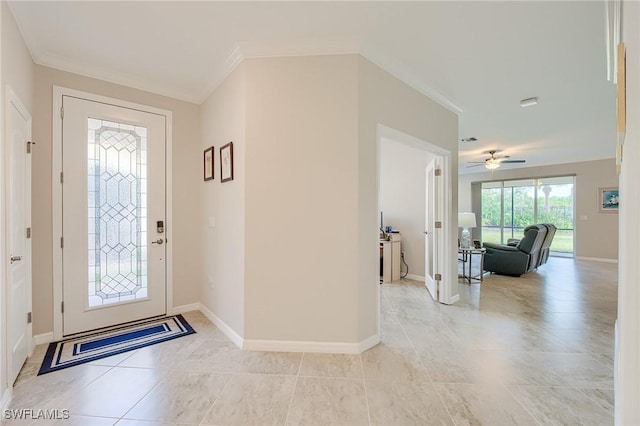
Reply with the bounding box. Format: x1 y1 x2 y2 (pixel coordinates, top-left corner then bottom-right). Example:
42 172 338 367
208 217 216 228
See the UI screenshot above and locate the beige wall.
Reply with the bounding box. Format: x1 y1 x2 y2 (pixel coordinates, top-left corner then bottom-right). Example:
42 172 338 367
1 2 34 113
1 0 35 402
358 56 459 335
32 66 201 335
244 55 361 342
201 54 458 345
458 158 619 260
379 138 434 279
199 63 246 336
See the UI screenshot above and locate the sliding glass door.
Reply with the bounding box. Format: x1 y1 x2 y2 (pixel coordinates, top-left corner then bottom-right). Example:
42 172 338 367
481 182 502 244
480 176 575 256
535 177 575 254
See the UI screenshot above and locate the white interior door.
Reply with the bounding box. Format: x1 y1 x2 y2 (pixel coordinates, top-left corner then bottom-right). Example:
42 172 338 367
6 88 32 384
62 96 166 336
424 158 442 301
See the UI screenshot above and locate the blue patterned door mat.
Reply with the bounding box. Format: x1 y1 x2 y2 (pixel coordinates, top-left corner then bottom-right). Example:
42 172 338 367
38 314 195 375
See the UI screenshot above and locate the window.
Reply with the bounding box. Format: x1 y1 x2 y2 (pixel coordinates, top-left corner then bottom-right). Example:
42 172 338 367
480 176 575 255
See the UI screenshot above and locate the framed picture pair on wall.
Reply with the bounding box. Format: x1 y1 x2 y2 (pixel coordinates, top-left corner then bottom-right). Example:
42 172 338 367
203 142 234 182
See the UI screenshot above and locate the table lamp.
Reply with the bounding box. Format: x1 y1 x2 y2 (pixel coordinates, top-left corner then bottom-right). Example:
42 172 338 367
458 212 477 249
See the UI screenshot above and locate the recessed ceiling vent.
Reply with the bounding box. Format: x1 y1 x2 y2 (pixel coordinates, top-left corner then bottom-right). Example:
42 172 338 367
461 137 478 143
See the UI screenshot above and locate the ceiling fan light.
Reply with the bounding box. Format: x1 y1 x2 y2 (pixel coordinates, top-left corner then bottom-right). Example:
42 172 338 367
485 161 500 170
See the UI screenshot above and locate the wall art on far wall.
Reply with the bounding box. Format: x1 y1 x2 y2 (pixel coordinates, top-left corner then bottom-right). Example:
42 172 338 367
220 142 234 183
204 146 214 181
598 186 619 213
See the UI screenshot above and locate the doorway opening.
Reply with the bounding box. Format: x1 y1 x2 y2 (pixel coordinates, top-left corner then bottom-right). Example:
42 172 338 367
376 125 457 305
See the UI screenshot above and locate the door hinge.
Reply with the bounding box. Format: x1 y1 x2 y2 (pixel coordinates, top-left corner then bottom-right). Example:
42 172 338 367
60 106 64 119
26 141 35 154
435 221 443 229
435 168 442 176
61 302 64 313
27 312 32 324
60 172 64 184
60 237 64 248
26 227 31 239
435 273 442 281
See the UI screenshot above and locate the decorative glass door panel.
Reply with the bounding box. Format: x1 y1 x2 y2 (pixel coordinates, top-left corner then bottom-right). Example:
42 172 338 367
62 94 166 336
87 119 148 307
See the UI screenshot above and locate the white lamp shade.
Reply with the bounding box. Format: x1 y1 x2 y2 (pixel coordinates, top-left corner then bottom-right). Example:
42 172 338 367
458 212 477 228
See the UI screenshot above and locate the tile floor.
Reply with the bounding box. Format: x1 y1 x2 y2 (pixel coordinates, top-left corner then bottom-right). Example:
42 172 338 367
6 257 616 425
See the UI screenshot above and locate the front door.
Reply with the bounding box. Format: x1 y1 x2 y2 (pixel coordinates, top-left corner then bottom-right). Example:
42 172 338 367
62 95 167 336
6 88 32 384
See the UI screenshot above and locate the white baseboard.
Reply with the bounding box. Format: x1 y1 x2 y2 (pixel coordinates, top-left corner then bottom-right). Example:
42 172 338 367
197 304 379 354
198 304 244 348
243 334 380 354
575 256 618 264
172 302 200 315
443 294 460 305
34 332 54 346
358 334 380 352
404 274 425 282
1 387 12 411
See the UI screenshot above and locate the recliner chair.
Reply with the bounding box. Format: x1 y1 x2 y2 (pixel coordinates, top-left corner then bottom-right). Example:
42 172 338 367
537 223 557 267
483 224 548 276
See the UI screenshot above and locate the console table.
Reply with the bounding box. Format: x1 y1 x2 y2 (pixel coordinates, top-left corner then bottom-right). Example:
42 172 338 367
380 233 402 283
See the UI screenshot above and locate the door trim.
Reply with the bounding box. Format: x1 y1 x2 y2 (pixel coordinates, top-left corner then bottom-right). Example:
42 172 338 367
52 86 173 340
4 85 34 382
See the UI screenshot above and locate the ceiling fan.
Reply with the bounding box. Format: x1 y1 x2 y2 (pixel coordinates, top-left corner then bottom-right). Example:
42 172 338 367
467 150 526 170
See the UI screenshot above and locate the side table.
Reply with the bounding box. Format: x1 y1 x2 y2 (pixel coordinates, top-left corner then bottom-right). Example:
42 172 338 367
458 247 486 284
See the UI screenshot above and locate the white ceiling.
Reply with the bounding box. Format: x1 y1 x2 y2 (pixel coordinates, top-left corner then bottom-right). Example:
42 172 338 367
8 1 616 173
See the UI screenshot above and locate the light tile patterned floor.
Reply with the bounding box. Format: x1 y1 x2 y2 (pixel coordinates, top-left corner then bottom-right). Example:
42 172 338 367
7 257 615 425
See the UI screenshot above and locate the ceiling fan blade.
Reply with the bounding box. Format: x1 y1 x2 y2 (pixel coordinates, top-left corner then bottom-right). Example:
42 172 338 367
466 163 485 168
500 160 526 163
467 161 485 164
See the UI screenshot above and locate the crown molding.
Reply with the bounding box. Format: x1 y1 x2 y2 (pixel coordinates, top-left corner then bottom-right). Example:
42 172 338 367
360 43 463 115
198 44 245 104
198 37 362 103
23 31 462 111
198 38 462 112
33 52 202 104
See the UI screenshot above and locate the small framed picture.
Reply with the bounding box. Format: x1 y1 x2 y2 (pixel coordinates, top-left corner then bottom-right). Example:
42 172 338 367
473 240 482 249
220 142 234 183
203 146 214 181
598 187 619 213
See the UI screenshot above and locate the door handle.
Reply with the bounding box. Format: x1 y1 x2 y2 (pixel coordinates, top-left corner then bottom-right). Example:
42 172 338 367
10 255 22 264
151 239 164 245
